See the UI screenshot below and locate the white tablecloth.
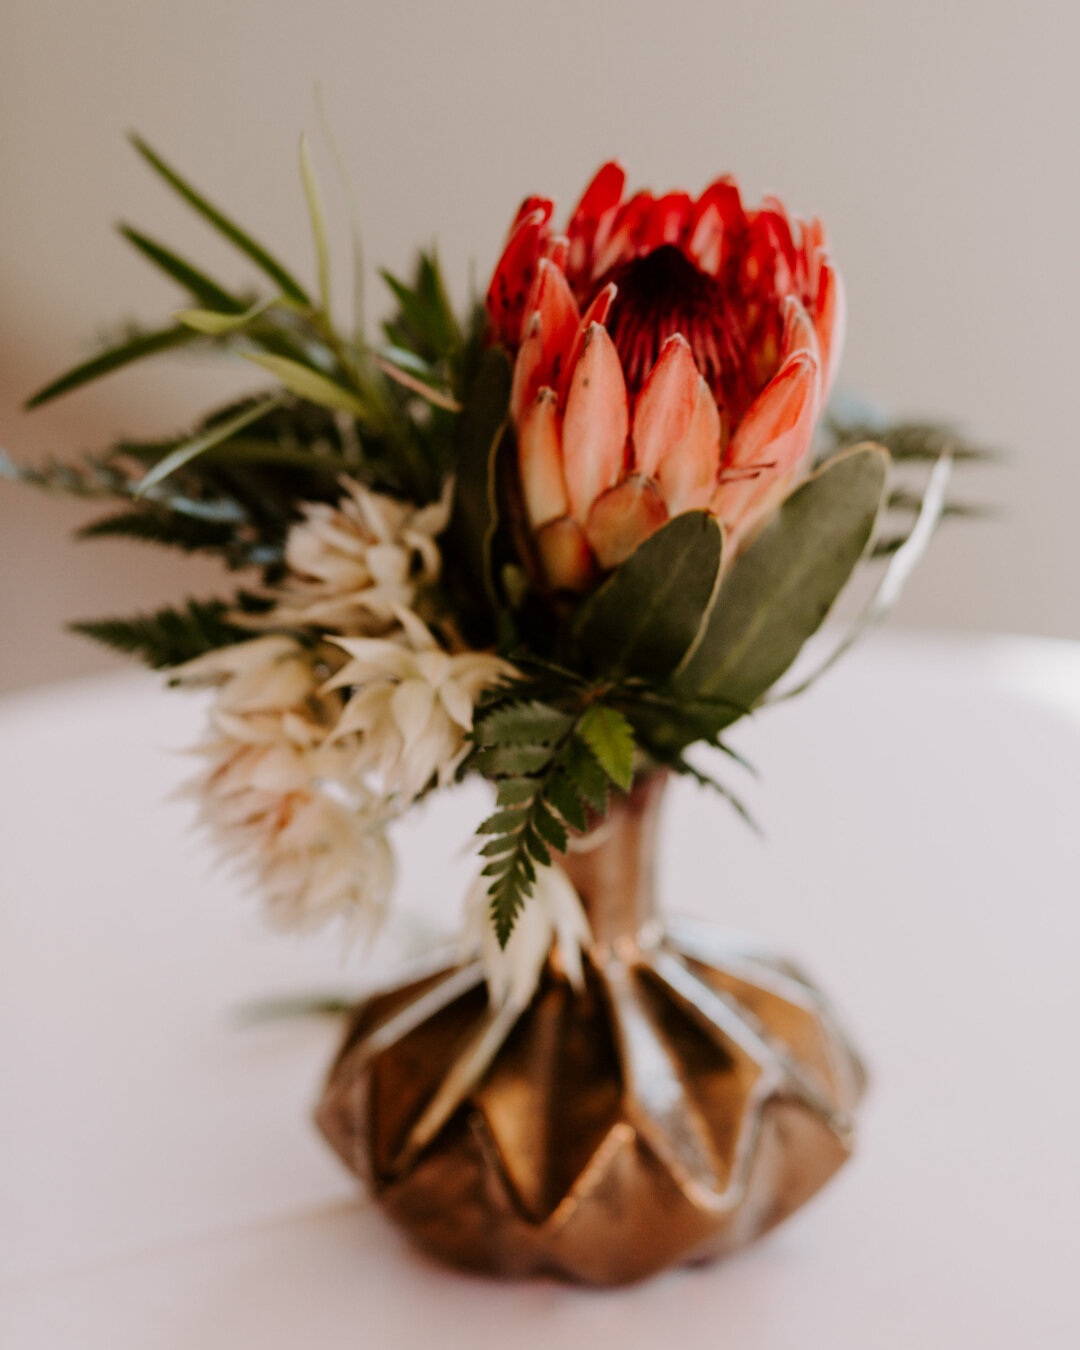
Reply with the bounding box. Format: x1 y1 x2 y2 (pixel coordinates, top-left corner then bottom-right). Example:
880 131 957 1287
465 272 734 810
1 631 1078 1348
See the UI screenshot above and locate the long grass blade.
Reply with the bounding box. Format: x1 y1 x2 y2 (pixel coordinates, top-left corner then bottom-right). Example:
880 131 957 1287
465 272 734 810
136 394 286 496
130 134 311 306
25 326 197 409
118 225 245 312
299 133 331 317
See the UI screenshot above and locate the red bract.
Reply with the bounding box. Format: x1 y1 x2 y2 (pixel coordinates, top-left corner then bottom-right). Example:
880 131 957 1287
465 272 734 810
485 163 845 590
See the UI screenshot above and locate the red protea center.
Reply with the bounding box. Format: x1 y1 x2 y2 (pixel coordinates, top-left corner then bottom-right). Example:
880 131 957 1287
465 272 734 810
602 244 751 418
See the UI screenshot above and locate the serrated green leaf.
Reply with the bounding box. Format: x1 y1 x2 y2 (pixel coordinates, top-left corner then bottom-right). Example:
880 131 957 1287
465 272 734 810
478 808 529 835
473 700 574 748
241 353 367 416
675 444 889 720
546 769 588 831
131 135 311 306
24 325 197 409
495 777 540 807
136 395 285 496
532 800 569 854
562 737 609 813
574 511 723 679
118 225 245 312
470 743 555 777
70 597 245 669
479 836 520 858
77 508 235 555
524 827 551 867
578 705 635 792
299 133 331 316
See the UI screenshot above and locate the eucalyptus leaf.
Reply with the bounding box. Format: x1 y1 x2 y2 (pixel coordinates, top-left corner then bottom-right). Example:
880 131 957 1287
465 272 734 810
675 444 889 720
769 450 953 702
574 511 723 679
241 353 367 416
130 135 311 306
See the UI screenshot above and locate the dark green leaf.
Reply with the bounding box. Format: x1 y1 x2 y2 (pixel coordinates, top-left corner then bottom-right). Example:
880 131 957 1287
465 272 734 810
25 325 197 409
118 225 245 312
70 597 246 669
574 511 723 679
78 508 235 555
532 800 569 854
473 700 574 748
546 769 589 832
470 743 556 777
495 777 541 807
131 135 311 306
675 445 889 720
445 346 512 620
478 808 529 835
561 738 609 813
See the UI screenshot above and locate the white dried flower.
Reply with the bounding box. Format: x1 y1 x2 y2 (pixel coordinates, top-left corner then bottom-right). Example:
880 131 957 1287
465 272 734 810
271 477 450 633
325 607 515 805
465 864 592 1010
174 635 395 932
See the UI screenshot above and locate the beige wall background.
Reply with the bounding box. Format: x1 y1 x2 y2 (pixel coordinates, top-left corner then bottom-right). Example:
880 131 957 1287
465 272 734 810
1 0 1075 695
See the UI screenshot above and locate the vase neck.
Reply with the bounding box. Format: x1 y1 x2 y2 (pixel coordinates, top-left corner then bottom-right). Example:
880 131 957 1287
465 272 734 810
554 771 667 947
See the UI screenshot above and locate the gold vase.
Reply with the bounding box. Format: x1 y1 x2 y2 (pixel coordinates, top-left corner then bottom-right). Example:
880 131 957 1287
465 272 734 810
316 773 865 1285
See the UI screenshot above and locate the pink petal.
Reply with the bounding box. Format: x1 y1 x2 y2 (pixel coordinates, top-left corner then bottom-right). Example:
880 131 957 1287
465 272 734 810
485 208 548 349
544 234 570 270
645 192 692 248
505 196 554 241
592 191 654 276
535 517 597 592
813 254 846 396
557 283 616 404
568 162 627 235
780 296 821 366
685 201 724 275
584 475 669 571
655 377 723 515
530 258 580 390
517 387 568 529
631 334 700 478
711 352 819 526
510 313 544 423
567 162 627 281
561 324 629 521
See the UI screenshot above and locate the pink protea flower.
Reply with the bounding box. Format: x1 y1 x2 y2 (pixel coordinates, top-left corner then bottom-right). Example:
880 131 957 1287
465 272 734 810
485 163 845 590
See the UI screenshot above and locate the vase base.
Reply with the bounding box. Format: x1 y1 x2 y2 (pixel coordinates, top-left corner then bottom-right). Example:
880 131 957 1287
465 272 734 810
317 916 865 1286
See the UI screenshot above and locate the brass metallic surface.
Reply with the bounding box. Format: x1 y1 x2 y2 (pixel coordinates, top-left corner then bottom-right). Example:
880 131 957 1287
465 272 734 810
316 775 865 1284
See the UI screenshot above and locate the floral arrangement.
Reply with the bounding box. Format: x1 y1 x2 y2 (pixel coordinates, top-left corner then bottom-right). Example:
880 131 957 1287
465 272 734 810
3 138 982 972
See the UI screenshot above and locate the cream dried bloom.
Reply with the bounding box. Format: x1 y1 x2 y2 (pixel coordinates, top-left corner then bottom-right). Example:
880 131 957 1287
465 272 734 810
174 635 394 931
326 607 515 805
271 477 450 633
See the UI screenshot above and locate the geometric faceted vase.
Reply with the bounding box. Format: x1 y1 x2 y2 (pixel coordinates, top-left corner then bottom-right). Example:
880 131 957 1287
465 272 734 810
317 774 866 1285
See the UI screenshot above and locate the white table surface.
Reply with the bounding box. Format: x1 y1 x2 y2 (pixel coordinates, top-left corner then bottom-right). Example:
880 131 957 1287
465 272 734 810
1 630 1078 1348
